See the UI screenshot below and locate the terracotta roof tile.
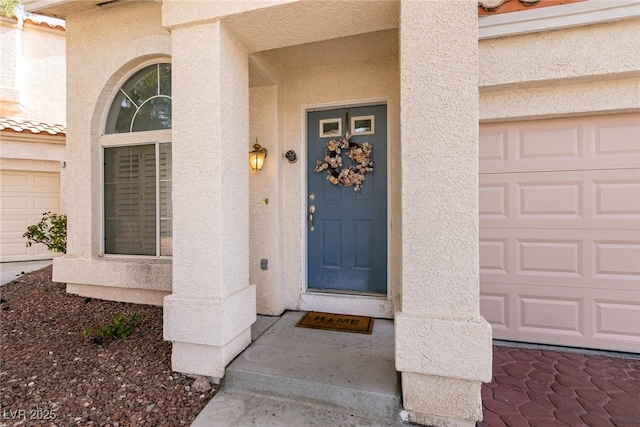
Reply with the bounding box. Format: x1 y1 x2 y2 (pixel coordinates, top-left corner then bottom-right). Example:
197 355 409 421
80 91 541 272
23 14 65 30
479 0 584 15
0 118 66 135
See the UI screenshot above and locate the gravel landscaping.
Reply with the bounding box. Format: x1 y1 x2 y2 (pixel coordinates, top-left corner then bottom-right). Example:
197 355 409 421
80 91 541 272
0 266 218 426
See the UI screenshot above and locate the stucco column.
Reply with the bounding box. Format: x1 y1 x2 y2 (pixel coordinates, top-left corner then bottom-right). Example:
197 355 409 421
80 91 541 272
396 1 492 426
163 21 256 379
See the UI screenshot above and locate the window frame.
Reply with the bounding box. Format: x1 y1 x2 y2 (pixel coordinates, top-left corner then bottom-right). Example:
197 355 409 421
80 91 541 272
100 60 172 259
100 133 172 259
104 62 172 134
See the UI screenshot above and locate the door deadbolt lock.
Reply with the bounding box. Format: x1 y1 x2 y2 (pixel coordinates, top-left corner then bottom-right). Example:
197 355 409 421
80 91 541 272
309 193 315 201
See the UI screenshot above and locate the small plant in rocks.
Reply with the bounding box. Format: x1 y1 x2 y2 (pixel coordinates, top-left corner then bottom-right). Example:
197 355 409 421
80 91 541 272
23 211 67 253
83 312 142 345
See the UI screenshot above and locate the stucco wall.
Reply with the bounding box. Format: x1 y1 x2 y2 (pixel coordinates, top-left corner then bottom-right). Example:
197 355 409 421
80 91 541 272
53 1 172 303
479 17 640 120
21 22 66 124
0 134 65 167
54 0 638 313
0 17 20 115
249 85 285 315
396 1 492 425
0 16 65 124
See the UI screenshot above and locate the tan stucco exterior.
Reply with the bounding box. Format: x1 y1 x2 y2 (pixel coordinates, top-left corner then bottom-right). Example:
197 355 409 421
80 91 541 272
480 15 640 120
23 0 640 424
1 12 66 262
0 15 65 123
51 1 172 303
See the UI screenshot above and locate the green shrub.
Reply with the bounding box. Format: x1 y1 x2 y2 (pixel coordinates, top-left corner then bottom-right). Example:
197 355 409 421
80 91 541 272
83 312 142 345
23 212 67 253
0 0 20 18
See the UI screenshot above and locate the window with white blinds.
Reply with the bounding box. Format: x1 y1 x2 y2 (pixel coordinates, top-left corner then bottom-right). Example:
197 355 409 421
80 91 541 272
104 142 172 256
103 62 172 257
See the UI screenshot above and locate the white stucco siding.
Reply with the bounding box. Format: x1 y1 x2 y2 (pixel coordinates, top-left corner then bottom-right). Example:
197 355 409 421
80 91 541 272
0 17 20 113
164 0 398 54
54 1 172 303
20 22 66 125
165 20 255 379
399 0 481 320
1 16 65 124
479 17 640 121
162 0 298 30
480 17 640 90
249 85 283 315
0 136 65 166
480 78 640 121
397 2 491 425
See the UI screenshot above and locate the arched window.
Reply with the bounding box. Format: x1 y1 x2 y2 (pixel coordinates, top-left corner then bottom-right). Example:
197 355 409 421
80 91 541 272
105 63 171 134
103 63 172 257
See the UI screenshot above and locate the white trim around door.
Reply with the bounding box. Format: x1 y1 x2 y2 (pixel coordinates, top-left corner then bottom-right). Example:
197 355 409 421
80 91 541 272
299 98 393 319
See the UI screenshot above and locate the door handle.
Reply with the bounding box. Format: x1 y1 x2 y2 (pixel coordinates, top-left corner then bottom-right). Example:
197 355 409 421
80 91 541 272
309 205 315 231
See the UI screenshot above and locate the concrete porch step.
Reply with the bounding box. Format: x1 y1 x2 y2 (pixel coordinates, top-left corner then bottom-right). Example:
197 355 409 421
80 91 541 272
223 311 401 421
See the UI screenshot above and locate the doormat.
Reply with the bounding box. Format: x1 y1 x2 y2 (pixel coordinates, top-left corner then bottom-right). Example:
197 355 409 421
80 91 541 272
295 311 374 334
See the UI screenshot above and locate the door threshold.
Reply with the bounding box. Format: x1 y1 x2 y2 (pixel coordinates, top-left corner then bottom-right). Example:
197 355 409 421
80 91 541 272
306 288 387 298
300 290 393 319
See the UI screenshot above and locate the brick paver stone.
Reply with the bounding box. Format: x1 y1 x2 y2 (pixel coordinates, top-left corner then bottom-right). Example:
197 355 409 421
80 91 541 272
580 412 616 427
480 346 638 427
553 409 587 427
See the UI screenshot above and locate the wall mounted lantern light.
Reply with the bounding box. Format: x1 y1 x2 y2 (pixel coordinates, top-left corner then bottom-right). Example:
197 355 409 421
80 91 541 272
249 139 268 171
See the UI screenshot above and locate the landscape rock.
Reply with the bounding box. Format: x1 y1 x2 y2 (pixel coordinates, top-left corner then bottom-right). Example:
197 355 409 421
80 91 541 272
192 376 212 393
0 266 218 425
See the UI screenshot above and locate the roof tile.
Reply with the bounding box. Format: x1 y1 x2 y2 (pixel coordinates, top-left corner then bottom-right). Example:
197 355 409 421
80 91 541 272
0 118 66 135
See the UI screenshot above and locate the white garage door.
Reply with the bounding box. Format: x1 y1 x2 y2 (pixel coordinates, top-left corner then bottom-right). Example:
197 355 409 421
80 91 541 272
0 170 61 262
479 113 640 353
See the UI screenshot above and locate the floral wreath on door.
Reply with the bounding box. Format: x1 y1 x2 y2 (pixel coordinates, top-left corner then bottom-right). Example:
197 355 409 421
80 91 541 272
314 134 373 191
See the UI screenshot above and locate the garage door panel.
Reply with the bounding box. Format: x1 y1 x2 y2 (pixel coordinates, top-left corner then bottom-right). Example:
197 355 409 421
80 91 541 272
480 113 639 352
479 128 507 162
592 241 640 279
481 228 640 291
0 218 29 234
519 295 583 335
0 196 29 210
517 239 582 278
479 239 508 275
33 174 60 188
0 172 29 188
479 292 510 331
480 113 640 174
1 170 60 262
518 124 581 162
481 282 640 353
593 114 640 158
480 169 640 229
479 184 508 218
518 182 582 218
594 179 640 218
593 300 640 339
33 196 60 210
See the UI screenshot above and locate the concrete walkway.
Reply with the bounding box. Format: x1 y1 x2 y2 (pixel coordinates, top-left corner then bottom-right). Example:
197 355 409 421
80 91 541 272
193 312 640 427
0 260 53 285
192 311 405 426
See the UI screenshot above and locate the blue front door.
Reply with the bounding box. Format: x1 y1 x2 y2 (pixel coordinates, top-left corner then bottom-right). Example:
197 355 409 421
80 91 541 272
307 105 387 293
